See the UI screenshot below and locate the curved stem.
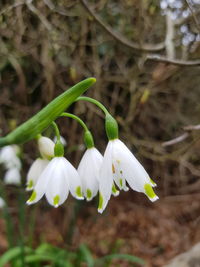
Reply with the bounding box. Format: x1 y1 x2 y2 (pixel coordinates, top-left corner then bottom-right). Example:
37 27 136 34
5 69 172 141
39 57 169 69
76 96 109 115
51 122 60 141
60 112 94 148
61 112 89 132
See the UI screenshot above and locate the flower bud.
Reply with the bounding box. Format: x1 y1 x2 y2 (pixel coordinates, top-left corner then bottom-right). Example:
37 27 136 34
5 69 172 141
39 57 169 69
38 136 55 159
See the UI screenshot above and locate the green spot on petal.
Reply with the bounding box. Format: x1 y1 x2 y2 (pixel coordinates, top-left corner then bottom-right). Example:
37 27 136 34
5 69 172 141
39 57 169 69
98 193 104 210
28 190 37 202
144 184 156 199
53 195 60 207
112 184 119 196
76 186 83 198
150 178 156 185
86 189 92 200
119 178 123 187
27 180 34 189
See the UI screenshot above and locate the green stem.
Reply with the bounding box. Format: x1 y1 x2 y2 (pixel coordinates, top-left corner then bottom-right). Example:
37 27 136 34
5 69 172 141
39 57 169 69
76 97 119 140
51 122 60 141
61 113 89 132
77 96 109 115
60 113 94 148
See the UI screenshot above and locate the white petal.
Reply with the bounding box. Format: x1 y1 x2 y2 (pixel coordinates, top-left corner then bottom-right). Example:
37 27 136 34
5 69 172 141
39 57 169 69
0 146 16 162
26 158 49 190
0 145 21 170
45 158 69 207
4 168 21 185
78 148 103 201
112 139 158 201
62 157 84 200
98 141 114 213
38 136 55 159
113 140 150 192
27 158 56 205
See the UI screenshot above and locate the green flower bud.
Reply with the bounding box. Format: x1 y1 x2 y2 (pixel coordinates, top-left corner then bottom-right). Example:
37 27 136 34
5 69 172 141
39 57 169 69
54 141 64 157
84 130 94 148
105 114 118 140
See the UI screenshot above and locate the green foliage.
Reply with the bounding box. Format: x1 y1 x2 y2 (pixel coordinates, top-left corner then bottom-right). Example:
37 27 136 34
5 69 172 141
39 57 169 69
0 243 145 267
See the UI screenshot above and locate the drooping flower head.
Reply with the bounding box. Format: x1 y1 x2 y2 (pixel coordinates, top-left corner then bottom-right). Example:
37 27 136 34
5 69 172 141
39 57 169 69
98 114 158 213
78 147 103 201
27 140 83 207
0 145 21 170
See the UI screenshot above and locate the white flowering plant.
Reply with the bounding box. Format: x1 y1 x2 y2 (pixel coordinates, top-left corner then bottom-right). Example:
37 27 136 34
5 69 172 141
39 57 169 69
0 77 158 213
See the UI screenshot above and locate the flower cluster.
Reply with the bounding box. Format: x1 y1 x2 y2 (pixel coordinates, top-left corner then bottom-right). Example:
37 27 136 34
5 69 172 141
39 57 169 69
27 133 158 213
0 145 21 185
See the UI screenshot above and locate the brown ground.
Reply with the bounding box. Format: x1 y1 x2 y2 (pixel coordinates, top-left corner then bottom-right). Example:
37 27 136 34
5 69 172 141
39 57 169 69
1 189 198 267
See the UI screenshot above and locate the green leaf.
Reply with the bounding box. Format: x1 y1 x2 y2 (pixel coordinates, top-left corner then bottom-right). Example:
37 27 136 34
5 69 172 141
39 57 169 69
0 246 32 267
78 244 95 267
0 77 96 147
96 253 145 266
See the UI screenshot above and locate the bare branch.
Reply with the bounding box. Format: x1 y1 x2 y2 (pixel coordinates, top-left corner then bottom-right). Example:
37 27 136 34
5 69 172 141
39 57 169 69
79 0 165 53
146 54 200 66
162 133 189 147
26 0 53 31
162 123 200 147
0 1 25 16
183 124 200 131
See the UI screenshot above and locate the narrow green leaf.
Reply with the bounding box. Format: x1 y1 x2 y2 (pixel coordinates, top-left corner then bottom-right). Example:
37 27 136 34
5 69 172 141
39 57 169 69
0 77 96 147
78 244 94 267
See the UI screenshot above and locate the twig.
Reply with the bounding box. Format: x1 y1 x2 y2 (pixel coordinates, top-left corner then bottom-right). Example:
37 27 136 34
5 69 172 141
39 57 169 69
185 0 200 33
162 133 189 147
26 0 53 31
146 54 200 66
162 123 200 147
165 10 175 59
0 1 25 16
79 0 165 52
174 8 200 25
183 124 200 131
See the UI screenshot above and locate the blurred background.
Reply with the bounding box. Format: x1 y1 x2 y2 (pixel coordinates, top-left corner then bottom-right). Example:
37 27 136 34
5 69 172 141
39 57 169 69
0 0 200 266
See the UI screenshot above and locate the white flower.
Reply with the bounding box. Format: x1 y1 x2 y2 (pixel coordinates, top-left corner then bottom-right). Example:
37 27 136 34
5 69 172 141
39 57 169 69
98 139 158 213
0 145 21 170
26 158 49 191
27 157 84 207
0 197 5 208
78 147 103 201
4 168 21 185
38 136 55 160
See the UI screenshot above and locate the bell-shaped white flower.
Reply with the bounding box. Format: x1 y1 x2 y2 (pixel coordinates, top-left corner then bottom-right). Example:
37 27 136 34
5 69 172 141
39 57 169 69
0 145 21 170
4 167 21 185
27 156 84 207
26 158 49 191
38 136 55 160
78 147 103 201
98 139 158 213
